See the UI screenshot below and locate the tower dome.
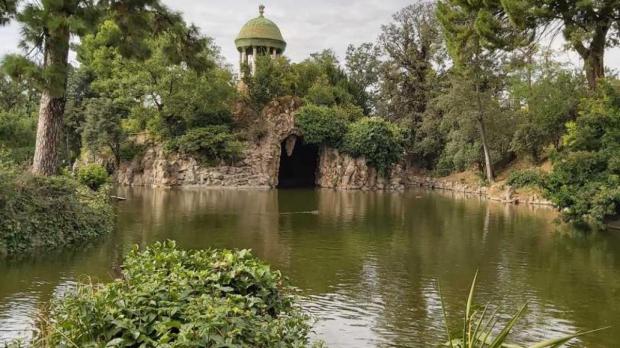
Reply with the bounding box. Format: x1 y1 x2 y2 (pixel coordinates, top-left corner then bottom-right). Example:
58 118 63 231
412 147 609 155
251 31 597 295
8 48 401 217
235 5 286 53
235 5 286 76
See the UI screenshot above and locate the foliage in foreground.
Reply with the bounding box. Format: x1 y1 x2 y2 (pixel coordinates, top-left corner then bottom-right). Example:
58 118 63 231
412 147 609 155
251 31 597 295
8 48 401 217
440 272 606 348
543 81 620 227
0 168 113 257
35 241 312 347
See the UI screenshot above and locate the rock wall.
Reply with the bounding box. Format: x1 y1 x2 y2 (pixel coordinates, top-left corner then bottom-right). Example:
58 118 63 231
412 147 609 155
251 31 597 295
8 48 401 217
316 147 405 191
116 97 303 188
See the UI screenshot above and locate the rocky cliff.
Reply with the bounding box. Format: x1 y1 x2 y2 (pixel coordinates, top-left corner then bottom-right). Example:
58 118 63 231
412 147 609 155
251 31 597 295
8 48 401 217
316 147 405 191
116 97 302 188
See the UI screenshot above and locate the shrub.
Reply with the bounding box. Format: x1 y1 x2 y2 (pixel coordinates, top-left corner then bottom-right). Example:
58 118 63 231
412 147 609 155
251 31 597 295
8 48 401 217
168 126 244 164
506 169 546 188
544 80 620 227
0 171 113 257
0 111 36 165
343 117 404 174
296 104 348 147
77 163 109 191
333 103 364 122
544 151 619 226
36 241 311 347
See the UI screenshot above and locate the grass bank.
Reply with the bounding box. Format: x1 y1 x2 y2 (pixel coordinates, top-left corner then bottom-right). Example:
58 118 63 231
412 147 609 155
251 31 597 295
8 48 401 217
0 168 113 257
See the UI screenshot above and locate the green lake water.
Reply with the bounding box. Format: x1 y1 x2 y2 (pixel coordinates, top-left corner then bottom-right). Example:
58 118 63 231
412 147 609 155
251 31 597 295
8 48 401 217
1 188 619 347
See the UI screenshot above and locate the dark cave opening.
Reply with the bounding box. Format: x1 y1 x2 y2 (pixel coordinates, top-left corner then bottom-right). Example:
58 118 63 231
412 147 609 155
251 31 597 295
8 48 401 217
277 138 319 188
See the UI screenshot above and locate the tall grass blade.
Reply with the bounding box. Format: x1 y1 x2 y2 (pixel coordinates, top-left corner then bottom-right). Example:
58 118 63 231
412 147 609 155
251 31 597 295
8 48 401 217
438 283 455 348
464 270 479 347
527 327 611 348
471 304 489 346
487 302 528 348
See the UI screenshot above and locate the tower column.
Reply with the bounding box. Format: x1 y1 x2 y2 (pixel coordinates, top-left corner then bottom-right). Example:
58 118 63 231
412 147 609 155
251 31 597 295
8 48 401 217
252 46 257 75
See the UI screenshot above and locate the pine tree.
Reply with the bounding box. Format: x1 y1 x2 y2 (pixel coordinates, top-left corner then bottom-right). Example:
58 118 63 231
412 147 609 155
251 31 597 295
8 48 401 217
1 0 201 175
0 0 17 25
437 0 528 183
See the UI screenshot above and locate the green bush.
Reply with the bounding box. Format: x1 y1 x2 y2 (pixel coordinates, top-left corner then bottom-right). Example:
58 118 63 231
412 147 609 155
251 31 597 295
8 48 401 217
296 104 348 147
167 126 244 164
36 241 311 347
77 163 109 191
544 80 620 227
506 169 546 188
0 111 36 165
0 170 113 257
343 117 404 174
333 103 364 122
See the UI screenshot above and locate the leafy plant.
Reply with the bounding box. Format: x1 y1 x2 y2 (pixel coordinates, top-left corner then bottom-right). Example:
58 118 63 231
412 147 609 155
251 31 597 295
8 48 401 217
0 170 113 257
167 125 244 164
439 272 607 348
544 80 620 227
506 169 546 189
343 117 404 174
296 104 348 147
76 163 109 191
35 241 312 347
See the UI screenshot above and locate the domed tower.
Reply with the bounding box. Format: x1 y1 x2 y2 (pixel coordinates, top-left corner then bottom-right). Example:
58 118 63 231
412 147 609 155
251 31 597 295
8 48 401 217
236 5 286 75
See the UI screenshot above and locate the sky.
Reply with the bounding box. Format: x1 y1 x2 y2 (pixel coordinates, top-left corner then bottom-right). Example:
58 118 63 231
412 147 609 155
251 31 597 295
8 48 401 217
0 0 619 73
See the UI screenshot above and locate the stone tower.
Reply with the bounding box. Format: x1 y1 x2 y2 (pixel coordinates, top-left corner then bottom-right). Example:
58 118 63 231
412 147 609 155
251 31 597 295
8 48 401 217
235 5 286 75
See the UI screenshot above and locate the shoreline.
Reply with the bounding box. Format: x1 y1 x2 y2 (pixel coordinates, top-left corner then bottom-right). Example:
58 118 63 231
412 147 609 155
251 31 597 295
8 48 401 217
115 173 556 209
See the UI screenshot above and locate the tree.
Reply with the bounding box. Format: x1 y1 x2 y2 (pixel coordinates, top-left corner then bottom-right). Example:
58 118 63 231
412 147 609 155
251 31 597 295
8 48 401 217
503 0 620 89
377 2 444 124
0 0 16 25
544 80 620 226
433 72 515 177
81 97 125 166
507 52 586 161
345 43 381 113
1 0 197 175
437 0 528 183
242 55 292 112
77 20 235 151
306 50 368 111
0 72 39 164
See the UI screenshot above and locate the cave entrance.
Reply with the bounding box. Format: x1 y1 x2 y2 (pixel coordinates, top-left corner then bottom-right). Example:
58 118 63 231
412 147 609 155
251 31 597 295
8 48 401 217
277 136 319 188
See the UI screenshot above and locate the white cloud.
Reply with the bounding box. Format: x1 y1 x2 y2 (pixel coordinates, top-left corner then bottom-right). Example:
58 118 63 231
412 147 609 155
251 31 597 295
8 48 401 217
1 0 619 73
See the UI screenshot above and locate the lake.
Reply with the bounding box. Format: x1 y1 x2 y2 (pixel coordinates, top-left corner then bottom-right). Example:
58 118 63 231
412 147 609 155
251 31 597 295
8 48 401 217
1 188 619 347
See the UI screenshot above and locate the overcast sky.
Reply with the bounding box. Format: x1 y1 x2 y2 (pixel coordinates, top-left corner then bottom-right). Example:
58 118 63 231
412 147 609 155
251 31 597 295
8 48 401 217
1 0 619 73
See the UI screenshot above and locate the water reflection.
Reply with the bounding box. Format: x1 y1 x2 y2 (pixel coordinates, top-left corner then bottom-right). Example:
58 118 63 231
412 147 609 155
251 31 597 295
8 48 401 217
0 188 619 347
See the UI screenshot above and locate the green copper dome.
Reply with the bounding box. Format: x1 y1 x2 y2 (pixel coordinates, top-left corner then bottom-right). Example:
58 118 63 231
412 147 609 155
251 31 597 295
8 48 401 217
235 5 286 52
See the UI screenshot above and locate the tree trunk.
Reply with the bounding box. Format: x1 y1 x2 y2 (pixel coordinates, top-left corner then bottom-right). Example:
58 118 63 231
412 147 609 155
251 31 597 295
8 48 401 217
32 93 66 175
584 50 605 90
474 77 494 184
477 117 494 184
31 32 70 176
576 24 608 91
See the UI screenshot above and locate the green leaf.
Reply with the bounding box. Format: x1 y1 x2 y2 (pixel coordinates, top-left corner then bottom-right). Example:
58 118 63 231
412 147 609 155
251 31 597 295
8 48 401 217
527 327 611 348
